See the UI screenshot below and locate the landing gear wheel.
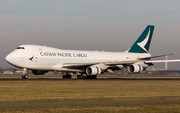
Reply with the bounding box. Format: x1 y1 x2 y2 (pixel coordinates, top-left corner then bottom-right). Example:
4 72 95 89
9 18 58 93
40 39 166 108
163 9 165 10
62 75 72 79
22 68 28 79
86 75 97 79
77 75 81 79
22 74 28 79
77 75 84 79
24 74 28 79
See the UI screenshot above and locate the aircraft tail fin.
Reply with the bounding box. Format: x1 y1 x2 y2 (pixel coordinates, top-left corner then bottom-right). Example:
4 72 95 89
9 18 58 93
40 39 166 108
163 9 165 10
127 25 154 53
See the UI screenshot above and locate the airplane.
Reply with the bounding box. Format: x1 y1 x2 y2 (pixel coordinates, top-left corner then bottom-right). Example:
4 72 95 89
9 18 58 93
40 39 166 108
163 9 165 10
5 25 180 79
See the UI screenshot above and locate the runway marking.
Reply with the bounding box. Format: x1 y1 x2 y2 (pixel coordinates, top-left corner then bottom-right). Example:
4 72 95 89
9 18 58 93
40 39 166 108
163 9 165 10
0 99 180 108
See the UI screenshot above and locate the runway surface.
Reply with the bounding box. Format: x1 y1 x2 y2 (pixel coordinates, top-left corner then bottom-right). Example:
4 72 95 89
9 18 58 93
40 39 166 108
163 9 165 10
1 77 180 81
0 99 180 108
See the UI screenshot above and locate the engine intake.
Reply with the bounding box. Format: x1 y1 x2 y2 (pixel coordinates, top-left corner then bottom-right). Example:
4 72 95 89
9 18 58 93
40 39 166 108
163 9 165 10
32 70 49 75
128 64 143 73
86 66 102 75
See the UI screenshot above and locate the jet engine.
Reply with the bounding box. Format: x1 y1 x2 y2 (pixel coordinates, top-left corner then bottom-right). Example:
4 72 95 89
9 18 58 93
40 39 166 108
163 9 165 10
128 64 144 73
32 70 49 75
86 66 102 75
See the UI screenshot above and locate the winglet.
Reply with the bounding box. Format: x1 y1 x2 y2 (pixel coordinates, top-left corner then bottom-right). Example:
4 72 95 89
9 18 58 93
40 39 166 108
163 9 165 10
128 25 154 53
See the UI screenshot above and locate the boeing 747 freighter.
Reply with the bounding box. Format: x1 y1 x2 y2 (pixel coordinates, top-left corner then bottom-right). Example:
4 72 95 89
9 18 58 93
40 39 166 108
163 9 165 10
5 25 180 79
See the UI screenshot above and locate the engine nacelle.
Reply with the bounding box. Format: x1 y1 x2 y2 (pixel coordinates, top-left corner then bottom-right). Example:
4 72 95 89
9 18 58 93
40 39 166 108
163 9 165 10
86 66 102 75
128 64 144 73
32 70 49 75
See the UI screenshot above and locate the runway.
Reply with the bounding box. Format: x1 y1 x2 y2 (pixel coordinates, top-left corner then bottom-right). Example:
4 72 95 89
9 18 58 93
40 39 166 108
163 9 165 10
0 99 180 108
0 77 180 81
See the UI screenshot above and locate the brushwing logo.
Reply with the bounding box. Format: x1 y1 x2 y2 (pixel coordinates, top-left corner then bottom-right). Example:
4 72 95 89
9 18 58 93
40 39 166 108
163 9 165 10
137 28 151 52
29 56 34 61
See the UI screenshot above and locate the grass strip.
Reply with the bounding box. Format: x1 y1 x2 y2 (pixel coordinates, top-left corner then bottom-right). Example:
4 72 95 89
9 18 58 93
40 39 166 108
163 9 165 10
0 102 180 113
0 80 180 104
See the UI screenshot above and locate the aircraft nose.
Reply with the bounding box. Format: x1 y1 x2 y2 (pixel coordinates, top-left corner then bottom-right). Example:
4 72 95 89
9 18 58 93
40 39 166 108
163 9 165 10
5 49 26 68
5 54 13 64
5 52 21 65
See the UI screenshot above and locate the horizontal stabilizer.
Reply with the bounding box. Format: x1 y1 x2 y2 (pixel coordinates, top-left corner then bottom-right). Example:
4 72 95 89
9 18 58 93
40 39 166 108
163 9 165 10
145 59 180 63
138 53 175 60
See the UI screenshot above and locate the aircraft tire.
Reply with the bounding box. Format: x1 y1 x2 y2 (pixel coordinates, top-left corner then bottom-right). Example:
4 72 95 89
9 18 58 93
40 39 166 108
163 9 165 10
86 75 97 79
77 75 80 79
24 74 28 79
68 75 72 79
77 75 83 79
63 75 71 79
22 74 28 79
77 75 85 79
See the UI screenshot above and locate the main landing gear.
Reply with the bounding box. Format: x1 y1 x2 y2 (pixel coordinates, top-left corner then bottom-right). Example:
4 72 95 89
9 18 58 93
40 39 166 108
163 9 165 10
22 68 28 79
77 73 97 79
62 72 72 79
62 73 97 79
77 73 86 79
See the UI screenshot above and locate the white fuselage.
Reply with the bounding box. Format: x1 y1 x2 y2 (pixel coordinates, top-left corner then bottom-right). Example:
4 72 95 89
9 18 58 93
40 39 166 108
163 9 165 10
6 45 151 71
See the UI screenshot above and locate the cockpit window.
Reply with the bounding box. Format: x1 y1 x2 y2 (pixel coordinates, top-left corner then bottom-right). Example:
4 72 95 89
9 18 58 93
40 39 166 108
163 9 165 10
17 47 25 49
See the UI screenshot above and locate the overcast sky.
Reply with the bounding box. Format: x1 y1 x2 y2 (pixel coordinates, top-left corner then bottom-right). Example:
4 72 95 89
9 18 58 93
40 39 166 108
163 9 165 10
1 0 180 69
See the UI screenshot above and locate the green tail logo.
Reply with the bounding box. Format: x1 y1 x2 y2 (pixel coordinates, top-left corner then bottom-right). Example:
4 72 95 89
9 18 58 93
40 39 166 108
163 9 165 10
128 25 154 53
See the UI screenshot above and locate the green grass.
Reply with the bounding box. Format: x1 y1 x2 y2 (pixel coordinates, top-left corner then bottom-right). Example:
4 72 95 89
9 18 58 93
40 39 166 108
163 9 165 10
1 102 180 113
0 80 180 104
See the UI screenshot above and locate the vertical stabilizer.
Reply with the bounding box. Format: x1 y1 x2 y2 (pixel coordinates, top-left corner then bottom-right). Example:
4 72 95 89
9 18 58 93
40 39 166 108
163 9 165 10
128 25 154 53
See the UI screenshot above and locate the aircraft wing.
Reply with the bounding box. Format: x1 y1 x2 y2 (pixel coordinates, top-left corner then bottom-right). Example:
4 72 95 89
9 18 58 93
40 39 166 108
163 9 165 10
62 63 100 68
62 60 140 68
62 59 180 68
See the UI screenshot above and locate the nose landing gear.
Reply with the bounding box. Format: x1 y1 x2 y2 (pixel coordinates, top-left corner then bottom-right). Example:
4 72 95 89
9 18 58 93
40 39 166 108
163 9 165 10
22 68 28 79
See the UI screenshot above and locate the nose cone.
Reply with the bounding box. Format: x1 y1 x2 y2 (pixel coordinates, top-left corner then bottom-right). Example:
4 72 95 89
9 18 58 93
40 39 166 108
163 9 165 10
5 53 14 64
5 50 24 67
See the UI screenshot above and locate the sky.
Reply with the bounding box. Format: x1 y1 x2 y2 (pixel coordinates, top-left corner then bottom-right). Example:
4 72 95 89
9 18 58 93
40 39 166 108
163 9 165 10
1 0 180 70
